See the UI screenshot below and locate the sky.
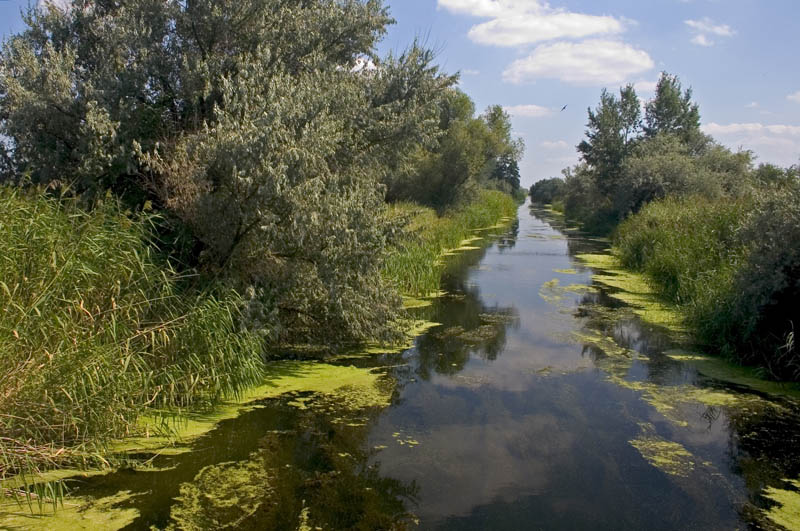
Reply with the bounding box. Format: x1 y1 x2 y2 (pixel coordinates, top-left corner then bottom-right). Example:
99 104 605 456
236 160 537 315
2 1 799 187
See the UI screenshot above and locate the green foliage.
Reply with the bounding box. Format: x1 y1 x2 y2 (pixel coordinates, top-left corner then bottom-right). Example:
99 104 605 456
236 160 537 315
643 73 702 146
577 85 641 196
0 0 457 345
383 190 517 296
615 185 800 380
0 188 263 479
563 72 751 232
386 90 524 210
528 177 565 205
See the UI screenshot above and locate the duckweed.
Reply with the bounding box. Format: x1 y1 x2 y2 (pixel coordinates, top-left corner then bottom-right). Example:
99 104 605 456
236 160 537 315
762 480 800 531
629 424 695 478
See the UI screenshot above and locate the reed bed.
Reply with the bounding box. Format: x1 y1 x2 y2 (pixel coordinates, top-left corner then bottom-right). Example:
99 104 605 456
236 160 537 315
383 190 517 296
0 188 263 487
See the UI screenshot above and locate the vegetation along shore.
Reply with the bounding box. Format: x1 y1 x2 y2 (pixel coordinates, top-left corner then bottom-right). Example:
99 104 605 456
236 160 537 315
0 0 522 503
530 73 799 381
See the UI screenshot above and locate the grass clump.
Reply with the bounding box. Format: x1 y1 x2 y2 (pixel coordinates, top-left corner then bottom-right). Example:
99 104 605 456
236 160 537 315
614 188 800 380
382 190 517 296
0 188 263 483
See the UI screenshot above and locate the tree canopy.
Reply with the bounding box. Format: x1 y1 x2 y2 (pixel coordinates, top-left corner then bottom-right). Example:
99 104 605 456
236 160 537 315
0 0 463 345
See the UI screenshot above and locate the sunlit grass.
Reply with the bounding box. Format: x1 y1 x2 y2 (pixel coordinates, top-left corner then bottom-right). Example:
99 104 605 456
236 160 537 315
0 187 263 494
383 190 517 296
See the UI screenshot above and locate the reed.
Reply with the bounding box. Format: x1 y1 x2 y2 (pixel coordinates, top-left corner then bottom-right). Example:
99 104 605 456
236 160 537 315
383 190 517 296
0 187 263 491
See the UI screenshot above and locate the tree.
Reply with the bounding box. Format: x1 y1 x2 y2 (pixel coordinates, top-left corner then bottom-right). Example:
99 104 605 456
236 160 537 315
0 0 454 344
644 72 701 145
577 85 641 196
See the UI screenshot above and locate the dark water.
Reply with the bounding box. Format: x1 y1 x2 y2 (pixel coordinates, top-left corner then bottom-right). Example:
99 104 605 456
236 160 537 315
39 203 800 529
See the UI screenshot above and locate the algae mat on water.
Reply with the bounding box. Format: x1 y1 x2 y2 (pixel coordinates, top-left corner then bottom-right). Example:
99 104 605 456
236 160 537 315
575 253 686 333
0 361 394 530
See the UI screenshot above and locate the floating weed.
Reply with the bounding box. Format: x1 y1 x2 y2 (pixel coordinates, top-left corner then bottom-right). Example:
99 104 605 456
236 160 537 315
0 489 140 529
665 350 800 400
629 423 695 478
539 278 597 307
553 268 579 275
576 253 687 333
762 479 800 531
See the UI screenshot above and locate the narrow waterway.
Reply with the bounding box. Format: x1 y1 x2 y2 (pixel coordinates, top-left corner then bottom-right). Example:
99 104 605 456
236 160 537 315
12 201 800 530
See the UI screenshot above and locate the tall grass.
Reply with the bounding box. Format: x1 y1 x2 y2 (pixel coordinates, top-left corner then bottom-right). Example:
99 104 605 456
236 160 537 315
0 188 263 484
615 190 800 379
383 190 517 296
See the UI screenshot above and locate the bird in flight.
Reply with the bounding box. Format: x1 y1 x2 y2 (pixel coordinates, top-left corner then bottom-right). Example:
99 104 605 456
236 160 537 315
560 105 568 112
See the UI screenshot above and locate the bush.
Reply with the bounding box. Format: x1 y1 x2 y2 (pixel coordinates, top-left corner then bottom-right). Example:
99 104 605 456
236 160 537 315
615 187 800 379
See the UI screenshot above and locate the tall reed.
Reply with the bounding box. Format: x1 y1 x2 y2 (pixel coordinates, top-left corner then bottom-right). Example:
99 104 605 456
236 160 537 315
0 188 263 485
383 190 517 296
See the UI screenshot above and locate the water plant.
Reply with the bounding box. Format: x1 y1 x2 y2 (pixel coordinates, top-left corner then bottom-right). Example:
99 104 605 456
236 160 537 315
383 190 517 296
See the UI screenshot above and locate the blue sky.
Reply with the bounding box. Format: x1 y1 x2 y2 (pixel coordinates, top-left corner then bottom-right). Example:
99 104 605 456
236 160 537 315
378 0 800 186
3 1 798 186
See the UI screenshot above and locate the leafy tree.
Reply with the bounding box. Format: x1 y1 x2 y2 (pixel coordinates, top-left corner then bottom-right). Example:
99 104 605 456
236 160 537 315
577 85 641 196
386 89 523 210
0 0 454 344
644 72 702 146
528 177 565 205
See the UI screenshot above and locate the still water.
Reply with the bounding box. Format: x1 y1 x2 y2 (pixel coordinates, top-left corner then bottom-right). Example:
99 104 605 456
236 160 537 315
33 202 800 529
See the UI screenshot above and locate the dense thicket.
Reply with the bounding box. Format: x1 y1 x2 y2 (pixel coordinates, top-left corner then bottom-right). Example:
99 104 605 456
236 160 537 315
0 1 524 346
0 188 264 476
549 71 800 378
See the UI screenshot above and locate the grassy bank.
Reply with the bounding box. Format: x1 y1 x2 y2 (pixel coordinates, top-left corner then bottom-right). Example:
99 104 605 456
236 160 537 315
0 188 264 485
383 190 517 297
614 189 800 380
0 187 517 501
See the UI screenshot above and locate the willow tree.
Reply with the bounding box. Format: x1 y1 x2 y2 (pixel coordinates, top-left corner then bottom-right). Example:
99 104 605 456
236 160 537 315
0 0 454 344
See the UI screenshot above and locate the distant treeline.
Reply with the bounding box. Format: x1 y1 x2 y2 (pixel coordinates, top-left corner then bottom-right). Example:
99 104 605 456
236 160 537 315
531 73 800 379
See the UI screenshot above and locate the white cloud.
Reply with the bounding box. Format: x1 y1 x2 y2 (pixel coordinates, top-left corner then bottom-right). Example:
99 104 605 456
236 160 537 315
745 101 760 108
685 17 734 47
504 104 553 118
437 0 625 46
703 122 800 166
685 18 734 36
788 91 800 103
703 123 800 136
503 40 654 85
541 140 569 150
691 34 713 47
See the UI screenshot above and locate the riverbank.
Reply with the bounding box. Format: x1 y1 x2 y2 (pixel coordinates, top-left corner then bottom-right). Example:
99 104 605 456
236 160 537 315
0 187 516 509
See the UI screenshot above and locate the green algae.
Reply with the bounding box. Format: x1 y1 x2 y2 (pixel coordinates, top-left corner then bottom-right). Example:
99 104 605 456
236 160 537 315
539 278 596 306
554 268 579 275
629 423 695 478
576 253 687 332
402 296 433 309
169 459 274 530
570 330 634 360
665 350 800 400
762 479 800 531
0 490 139 530
110 361 394 457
